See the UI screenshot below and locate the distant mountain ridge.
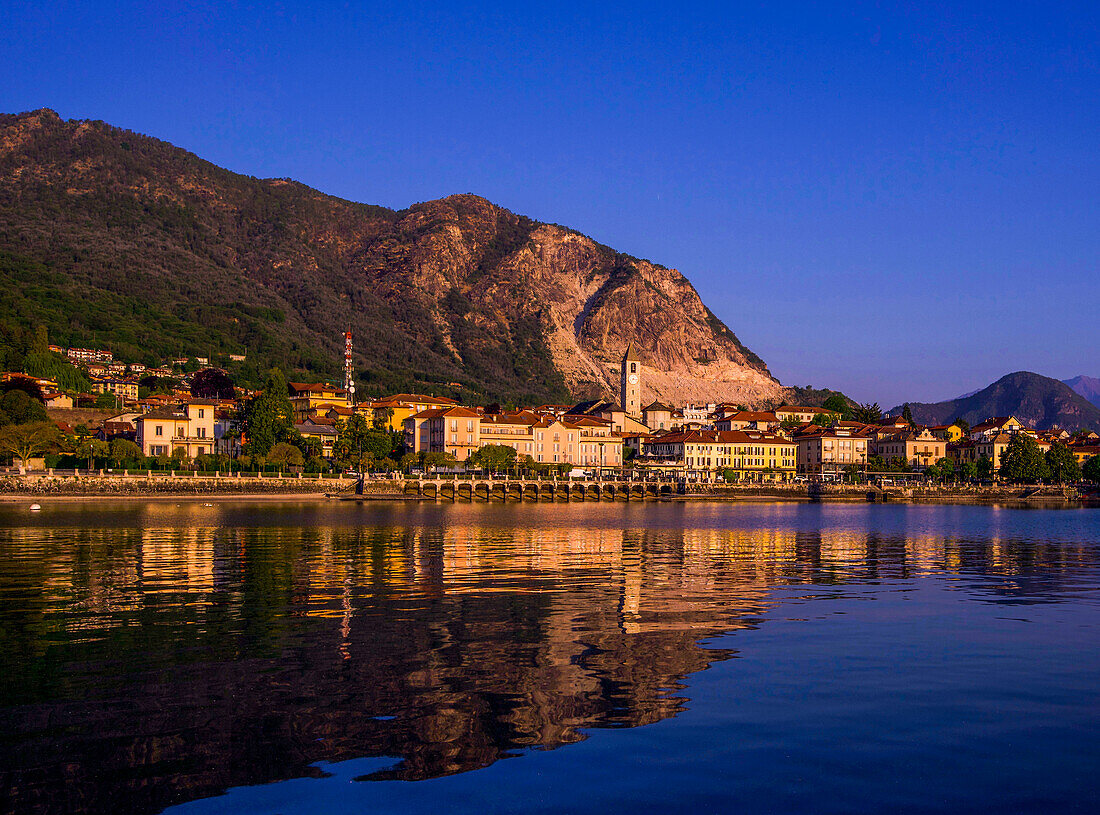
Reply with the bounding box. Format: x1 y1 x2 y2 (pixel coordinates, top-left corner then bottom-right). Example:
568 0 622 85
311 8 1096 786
1064 375 1100 408
890 371 1100 432
0 108 786 406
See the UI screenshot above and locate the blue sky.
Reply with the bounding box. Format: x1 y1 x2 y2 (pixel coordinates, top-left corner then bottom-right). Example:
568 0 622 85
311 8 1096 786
2 1 1097 406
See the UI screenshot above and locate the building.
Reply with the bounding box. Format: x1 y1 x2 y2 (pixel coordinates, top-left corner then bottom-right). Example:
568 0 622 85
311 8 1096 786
642 401 674 431
775 405 840 425
870 428 948 471
90 378 139 403
403 407 625 468
620 343 643 419
404 406 483 462
793 425 870 476
714 410 779 432
367 393 461 432
641 429 797 482
294 418 339 459
135 402 217 458
969 416 1024 441
929 424 965 443
66 347 113 364
288 382 349 420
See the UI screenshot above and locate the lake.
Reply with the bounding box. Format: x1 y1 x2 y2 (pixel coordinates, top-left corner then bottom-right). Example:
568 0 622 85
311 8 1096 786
1 500 1098 814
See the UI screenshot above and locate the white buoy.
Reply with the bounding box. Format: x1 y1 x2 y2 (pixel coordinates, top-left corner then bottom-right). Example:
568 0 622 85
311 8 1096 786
29 503 41 511
202 503 214 507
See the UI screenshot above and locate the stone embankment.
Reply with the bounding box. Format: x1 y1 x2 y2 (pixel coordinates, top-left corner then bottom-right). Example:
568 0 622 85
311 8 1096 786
0 472 404 497
689 482 1083 504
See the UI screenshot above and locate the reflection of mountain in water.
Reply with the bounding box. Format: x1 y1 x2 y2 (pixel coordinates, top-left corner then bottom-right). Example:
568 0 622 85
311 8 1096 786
0 508 1095 815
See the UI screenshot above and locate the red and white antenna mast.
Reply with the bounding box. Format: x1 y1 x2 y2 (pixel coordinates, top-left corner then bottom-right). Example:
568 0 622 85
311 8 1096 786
343 330 355 407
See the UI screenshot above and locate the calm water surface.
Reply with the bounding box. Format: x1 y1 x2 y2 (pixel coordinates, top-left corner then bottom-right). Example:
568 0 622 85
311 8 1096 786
1 500 1098 814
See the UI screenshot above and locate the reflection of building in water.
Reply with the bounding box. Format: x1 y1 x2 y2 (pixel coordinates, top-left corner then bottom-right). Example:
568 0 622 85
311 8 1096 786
4 511 1099 815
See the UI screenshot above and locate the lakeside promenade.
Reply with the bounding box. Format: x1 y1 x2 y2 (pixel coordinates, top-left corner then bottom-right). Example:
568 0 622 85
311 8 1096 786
0 470 1089 505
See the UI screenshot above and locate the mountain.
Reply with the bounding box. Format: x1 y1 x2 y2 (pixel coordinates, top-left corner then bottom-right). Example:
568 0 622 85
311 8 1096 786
0 109 784 406
1064 375 1100 408
890 372 1100 431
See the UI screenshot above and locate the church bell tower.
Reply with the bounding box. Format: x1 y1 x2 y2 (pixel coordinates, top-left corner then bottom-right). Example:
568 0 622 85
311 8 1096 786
620 342 642 419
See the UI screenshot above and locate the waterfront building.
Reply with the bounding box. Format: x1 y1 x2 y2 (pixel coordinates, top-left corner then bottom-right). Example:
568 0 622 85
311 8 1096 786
870 428 947 471
136 401 217 458
640 429 796 482
792 424 870 476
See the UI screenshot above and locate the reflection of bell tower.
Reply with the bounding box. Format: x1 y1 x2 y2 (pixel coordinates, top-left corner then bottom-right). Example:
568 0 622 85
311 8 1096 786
620 342 642 419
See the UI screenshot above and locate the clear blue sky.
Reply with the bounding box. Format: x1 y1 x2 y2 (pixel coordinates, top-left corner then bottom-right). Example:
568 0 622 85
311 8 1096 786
3 1 1097 407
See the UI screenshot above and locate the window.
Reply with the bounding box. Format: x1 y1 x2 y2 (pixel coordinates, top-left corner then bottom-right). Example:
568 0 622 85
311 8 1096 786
630 363 637 373
198 409 205 419
155 425 163 437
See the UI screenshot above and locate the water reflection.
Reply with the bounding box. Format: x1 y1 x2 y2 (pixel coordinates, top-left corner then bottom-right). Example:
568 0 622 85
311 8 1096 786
0 502 1097 815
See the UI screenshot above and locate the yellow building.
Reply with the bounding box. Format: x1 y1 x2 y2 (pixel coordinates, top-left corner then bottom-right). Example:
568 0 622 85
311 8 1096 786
136 402 217 458
367 393 460 432
641 429 796 481
870 428 948 471
91 378 140 403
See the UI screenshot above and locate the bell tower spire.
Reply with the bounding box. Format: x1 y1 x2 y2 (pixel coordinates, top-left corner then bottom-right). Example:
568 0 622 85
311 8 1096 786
620 342 642 419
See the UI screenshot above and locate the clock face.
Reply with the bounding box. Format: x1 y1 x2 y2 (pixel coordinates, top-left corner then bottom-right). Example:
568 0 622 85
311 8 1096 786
628 374 639 385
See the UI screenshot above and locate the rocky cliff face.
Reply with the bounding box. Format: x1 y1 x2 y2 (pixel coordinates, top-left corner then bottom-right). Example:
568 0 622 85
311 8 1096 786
0 109 784 405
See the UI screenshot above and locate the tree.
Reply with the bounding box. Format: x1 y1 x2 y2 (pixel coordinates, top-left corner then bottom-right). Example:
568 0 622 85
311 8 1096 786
811 413 835 427
0 389 48 426
0 422 59 470
866 453 888 472
109 438 144 466
957 461 978 481
242 368 294 457
267 442 304 471
190 368 236 399
902 404 914 426
952 418 970 437
93 392 119 409
76 438 110 469
976 455 994 479
334 414 390 469
1083 455 1100 483
1045 441 1081 483
469 444 518 472
371 406 395 431
853 402 883 423
999 435 1050 483
821 394 851 419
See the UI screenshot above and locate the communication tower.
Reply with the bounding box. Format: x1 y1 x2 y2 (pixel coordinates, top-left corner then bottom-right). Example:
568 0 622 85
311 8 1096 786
344 331 355 407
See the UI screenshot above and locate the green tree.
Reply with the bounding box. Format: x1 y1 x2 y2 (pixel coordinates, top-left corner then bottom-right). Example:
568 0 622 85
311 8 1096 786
976 455 994 479
953 418 970 437
811 413 834 427
469 444 518 472
932 457 955 481
999 435 1050 483
957 461 978 481
0 389 48 426
267 442 304 471
109 438 144 466
1045 441 1081 483
853 402 883 423
371 406 395 431
243 368 294 457
1083 455 1100 483
866 453 888 472
76 438 110 469
821 393 851 419
902 404 914 425
0 422 59 469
